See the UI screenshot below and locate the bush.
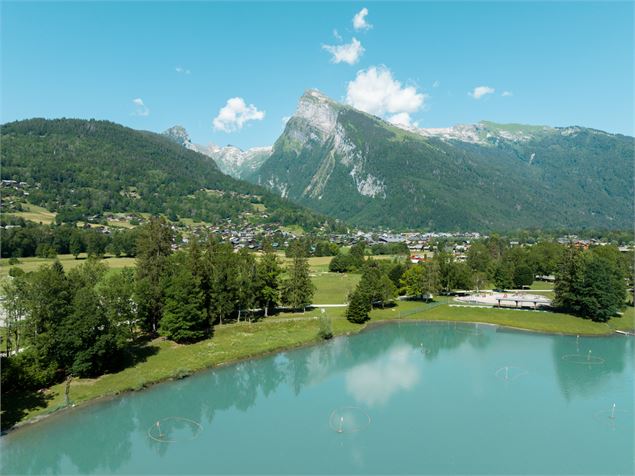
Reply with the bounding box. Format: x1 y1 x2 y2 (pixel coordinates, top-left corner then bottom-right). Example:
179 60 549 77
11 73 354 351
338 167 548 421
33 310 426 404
317 315 333 340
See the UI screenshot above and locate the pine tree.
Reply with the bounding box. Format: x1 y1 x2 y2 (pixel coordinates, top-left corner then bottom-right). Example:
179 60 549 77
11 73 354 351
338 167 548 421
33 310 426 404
160 268 208 343
257 243 282 317
135 216 173 334
281 243 315 311
346 288 371 323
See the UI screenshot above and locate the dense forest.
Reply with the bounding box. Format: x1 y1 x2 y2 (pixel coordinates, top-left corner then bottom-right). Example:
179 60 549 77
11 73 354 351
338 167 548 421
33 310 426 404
0 119 337 230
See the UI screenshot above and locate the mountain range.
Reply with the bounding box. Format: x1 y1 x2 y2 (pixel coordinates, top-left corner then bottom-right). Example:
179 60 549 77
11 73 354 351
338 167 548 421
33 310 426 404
0 119 330 229
3 90 632 232
248 90 633 230
163 126 271 180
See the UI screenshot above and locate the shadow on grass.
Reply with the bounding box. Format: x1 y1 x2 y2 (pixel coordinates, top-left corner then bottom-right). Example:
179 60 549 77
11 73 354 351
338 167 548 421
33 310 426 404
115 338 161 371
1 388 54 432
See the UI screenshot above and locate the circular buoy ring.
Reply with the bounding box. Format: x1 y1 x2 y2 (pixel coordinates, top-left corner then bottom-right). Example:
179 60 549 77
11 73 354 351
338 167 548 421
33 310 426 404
147 417 203 443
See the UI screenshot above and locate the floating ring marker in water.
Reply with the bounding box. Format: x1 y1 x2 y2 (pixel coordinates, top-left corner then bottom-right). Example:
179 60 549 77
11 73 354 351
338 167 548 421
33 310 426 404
329 407 371 434
495 366 528 381
561 352 605 365
147 417 203 443
593 404 633 429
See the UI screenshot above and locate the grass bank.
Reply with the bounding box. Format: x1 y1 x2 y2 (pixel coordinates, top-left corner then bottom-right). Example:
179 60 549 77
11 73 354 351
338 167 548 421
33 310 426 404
3 298 632 432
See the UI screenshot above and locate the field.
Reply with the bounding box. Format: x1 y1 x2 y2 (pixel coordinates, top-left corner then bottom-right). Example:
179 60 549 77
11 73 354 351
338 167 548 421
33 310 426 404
311 272 360 304
5 203 56 225
0 254 136 278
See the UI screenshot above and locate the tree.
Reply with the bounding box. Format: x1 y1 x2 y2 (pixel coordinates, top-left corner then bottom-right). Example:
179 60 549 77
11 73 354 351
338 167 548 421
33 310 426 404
378 274 398 307
235 248 258 321
135 217 173 334
98 268 138 343
84 231 109 258
69 231 83 259
24 261 72 370
205 240 237 325
513 264 534 288
281 242 315 311
555 248 626 322
60 286 121 377
349 241 366 268
159 267 208 343
0 272 29 355
256 245 282 317
577 254 626 322
346 288 371 323
493 260 515 290
400 262 440 300
554 247 585 312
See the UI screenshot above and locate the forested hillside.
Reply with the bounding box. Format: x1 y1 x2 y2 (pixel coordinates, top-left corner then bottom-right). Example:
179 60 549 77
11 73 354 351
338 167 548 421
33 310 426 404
0 119 331 229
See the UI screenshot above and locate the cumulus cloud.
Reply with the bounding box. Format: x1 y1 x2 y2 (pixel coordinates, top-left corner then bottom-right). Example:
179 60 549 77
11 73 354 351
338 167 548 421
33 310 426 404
387 112 417 128
469 86 496 99
212 97 265 133
175 66 191 75
131 98 149 116
323 37 364 65
502 90 513 97
353 7 372 31
346 66 426 127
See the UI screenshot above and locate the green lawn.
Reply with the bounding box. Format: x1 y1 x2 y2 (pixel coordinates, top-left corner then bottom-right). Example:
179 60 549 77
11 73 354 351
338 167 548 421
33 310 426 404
4 204 56 225
311 272 360 304
0 254 136 278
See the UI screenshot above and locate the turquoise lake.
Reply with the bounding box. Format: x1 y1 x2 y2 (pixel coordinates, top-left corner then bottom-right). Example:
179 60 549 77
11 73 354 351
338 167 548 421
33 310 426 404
2 322 633 474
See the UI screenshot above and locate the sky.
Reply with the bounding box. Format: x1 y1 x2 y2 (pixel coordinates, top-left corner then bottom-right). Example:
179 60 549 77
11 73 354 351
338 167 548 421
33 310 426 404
2 1 633 148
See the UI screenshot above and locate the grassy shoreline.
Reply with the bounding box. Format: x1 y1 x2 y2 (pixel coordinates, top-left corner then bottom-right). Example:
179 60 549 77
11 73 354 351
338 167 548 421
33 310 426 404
3 301 633 433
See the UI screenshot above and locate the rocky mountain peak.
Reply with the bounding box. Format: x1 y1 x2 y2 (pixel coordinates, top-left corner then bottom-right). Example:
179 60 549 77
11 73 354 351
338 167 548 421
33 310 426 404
162 125 192 147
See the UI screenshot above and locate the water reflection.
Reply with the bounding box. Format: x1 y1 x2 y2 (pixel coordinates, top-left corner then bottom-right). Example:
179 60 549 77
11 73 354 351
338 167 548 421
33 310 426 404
552 335 632 400
2 323 632 475
346 345 419 407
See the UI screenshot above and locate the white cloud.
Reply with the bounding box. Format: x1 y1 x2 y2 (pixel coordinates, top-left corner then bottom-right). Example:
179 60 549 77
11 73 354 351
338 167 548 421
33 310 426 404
332 29 342 41
131 98 149 116
322 37 364 65
388 112 417 128
353 7 372 31
212 97 265 133
175 66 191 75
469 86 496 99
346 66 426 127
502 90 513 97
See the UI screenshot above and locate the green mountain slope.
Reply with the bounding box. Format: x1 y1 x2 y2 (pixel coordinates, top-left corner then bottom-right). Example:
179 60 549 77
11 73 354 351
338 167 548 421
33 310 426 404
0 118 330 229
254 90 634 230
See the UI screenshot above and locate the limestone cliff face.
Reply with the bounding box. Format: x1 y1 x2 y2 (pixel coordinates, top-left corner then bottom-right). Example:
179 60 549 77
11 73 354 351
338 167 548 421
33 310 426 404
253 90 633 230
257 90 386 203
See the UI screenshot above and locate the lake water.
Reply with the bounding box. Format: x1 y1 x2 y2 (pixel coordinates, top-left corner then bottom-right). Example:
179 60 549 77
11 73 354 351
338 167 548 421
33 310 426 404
2 322 633 474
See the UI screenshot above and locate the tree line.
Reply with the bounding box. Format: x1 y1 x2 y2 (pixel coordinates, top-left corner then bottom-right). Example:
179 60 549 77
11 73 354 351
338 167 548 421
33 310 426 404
340 237 632 323
1 217 315 395
1 218 139 259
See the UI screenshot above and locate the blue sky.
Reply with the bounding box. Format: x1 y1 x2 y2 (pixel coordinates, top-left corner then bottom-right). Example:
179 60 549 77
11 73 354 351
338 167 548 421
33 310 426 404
2 1 633 148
